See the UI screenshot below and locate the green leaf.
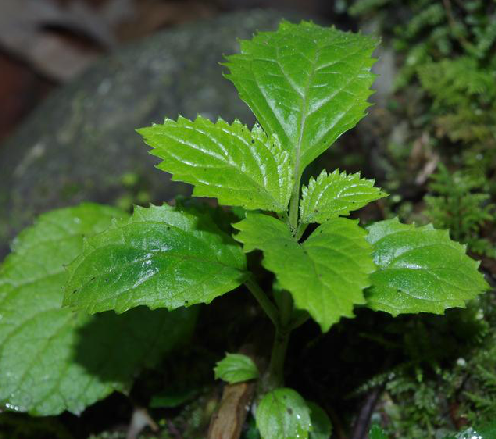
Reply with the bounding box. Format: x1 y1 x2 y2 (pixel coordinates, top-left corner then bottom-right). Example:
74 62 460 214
214 353 259 383
256 388 311 439
64 204 246 314
138 117 293 212
369 424 388 439
234 213 374 331
300 169 387 224
366 218 489 316
307 402 332 439
0 204 198 415
224 20 378 177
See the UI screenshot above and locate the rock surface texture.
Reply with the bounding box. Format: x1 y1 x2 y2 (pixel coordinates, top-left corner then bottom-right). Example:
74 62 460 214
0 10 297 259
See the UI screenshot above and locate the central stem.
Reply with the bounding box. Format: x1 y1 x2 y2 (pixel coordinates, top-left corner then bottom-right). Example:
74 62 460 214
266 291 293 389
267 326 290 389
258 175 303 390
288 178 301 234
265 176 302 387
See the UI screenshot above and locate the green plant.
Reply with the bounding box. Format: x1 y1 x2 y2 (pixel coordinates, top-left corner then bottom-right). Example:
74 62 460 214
425 164 495 257
0 21 489 438
348 0 496 260
347 0 496 87
418 57 496 144
353 300 490 436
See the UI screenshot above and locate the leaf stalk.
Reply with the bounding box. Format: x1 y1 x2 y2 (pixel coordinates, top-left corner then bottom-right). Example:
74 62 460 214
245 277 279 328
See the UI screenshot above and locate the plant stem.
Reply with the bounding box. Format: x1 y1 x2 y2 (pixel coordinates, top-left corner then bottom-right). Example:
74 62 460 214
295 222 308 241
265 175 303 387
267 326 291 389
266 291 293 389
245 277 279 328
288 179 301 234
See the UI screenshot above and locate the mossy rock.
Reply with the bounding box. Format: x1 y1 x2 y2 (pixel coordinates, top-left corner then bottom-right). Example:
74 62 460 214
0 10 301 259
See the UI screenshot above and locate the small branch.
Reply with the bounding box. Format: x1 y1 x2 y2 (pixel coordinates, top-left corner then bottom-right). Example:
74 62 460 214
245 277 279 328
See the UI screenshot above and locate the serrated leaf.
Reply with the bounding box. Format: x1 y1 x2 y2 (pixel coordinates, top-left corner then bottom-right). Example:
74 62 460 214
224 20 378 177
256 388 311 439
64 204 247 314
138 117 293 212
0 204 198 415
214 353 259 383
307 402 332 439
365 218 489 316
300 169 387 224
234 213 374 331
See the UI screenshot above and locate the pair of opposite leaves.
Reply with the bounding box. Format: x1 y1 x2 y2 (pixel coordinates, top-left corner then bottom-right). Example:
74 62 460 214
130 20 486 329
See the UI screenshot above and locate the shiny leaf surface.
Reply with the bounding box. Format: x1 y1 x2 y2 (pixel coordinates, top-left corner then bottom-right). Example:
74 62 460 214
224 20 378 176
139 117 293 212
64 204 247 314
234 213 374 331
300 169 386 224
256 388 311 439
214 353 259 383
366 218 489 315
0 205 197 415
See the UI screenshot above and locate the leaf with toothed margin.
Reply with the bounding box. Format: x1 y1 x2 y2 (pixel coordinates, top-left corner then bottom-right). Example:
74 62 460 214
256 388 312 439
300 169 387 225
214 353 259 383
365 218 489 316
224 20 378 177
138 117 293 212
234 213 374 332
0 204 198 415
63 204 247 314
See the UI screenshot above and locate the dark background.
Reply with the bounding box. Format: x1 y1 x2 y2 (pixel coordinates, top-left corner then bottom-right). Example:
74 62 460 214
0 0 344 145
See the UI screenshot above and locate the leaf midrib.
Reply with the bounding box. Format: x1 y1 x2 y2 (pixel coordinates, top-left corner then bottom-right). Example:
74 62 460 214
276 41 320 180
153 130 284 210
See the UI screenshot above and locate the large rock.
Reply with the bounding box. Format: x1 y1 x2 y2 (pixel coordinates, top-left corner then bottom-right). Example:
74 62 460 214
0 10 301 259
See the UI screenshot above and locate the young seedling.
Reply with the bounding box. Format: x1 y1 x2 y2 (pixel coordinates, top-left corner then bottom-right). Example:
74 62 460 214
0 20 488 438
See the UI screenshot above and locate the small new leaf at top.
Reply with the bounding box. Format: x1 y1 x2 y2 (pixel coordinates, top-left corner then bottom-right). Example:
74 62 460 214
138 116 293 213
300 169 387 225
224 20 378 178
